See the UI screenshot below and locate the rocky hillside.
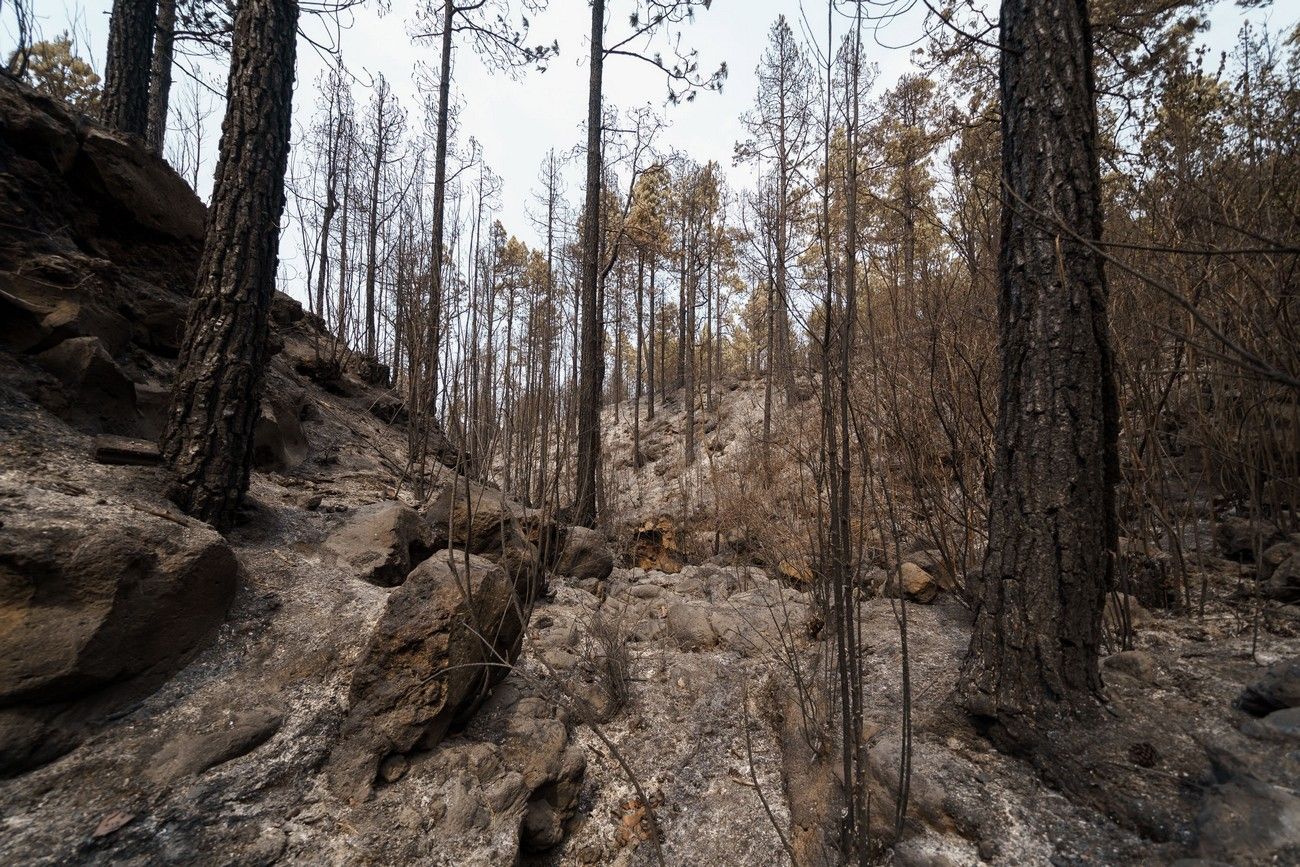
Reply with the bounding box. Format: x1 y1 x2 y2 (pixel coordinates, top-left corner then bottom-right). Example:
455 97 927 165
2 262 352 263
2 76 1300 866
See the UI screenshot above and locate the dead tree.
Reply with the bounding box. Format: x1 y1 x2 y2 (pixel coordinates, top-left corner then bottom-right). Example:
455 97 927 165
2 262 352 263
161 0 299 529
362 74 405 360
414 0 555 418
574 0 724 527
574 0 607 528
737 14 814 409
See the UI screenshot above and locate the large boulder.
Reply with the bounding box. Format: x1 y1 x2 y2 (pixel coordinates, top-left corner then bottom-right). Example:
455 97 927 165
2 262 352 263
1216 517 1283 562
553 526 614 583
1266 553 1300 603
252 388 309 472
1261 541 1299 581
425 481 539 597
666 602 717 650
33 335 138 433
902 547 959 593
1196 772 1300 863
77 126 206 242
328 552 530 799
632 516 683 573
1261 541 1300 603
323 501 436 587
1239 657 1300 717
0 490 238 774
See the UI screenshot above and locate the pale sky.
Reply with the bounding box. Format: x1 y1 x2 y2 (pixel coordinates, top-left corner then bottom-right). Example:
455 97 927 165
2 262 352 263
9 0 1292 278
22 1 928 236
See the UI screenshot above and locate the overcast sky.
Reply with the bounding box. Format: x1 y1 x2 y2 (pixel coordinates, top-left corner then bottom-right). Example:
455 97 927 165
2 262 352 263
10 1 1295 278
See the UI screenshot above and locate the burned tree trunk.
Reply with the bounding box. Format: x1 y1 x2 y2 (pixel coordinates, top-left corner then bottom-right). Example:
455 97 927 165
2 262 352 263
145 0 176 154
574 0 605 528
647 253 656 421
101 0 156 135
634 249 644 462
427 0 454 415
958 0 1119 727
161 0 299 530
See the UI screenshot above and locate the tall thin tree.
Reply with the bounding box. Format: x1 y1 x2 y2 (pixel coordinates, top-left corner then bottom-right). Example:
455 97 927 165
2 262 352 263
573 0 724 527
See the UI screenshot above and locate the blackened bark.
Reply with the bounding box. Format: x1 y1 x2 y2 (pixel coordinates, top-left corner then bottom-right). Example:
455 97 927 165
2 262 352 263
145 0 175 154
684 240 695 465
428 0 454 415
337 148 352 341
364 86 387 360
647 253 656 421
574 0 605 528
101 0 156 135
677 210 687 390
634 249 644 462
161 0 299 530
958 0 1119 724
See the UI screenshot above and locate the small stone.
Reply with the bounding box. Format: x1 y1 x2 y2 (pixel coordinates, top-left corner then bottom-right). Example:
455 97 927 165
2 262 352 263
1103 650 1160 686
1128 741 1159 768
92 435 161 466
378 753 409 784
1239 657 1300 716
1104 593 1153 634
1242 707 1300 741
92 810 134 838
665 603 716 650
884 562 939 604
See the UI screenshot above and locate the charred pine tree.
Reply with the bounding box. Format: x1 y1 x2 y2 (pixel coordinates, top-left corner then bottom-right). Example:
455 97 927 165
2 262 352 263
647 253 656 421
426 0 455 415
145 0 176 154
958 0 1119 732
101 0 156 135
162 0 299 529
363 74 403 361
574 0 605 528
634 248 644 462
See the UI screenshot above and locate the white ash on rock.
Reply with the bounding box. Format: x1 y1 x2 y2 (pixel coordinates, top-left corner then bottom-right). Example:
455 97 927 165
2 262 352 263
326 551 531 802
0 480 237 777
322 499 436 587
